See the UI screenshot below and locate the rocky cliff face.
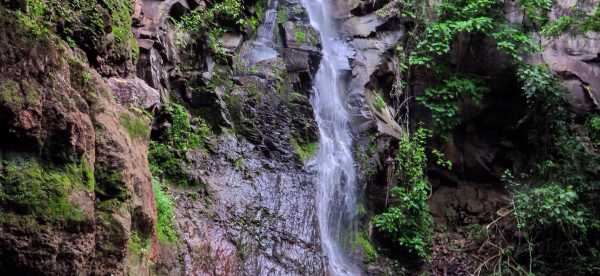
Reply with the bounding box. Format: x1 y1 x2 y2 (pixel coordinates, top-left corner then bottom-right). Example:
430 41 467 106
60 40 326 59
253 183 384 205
0 0 330 274
0 7 156 275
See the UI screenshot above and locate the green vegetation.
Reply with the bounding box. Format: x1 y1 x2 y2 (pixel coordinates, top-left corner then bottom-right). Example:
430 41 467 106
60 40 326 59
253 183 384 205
417 78 488 135
373 128 433 259
149 103 210 186
0 80 24 109
586 115 600 145
0 157 93 226
294 30 306 43
129 230 151 257
277 7 289 24
503 62 600 274
152 177 178 243
8 0 136 58
540 5 600 37
120 112 150 141
176 0 267 60
373 93 386 111
541 15 573 37
291 138 318 163
353 231 378 263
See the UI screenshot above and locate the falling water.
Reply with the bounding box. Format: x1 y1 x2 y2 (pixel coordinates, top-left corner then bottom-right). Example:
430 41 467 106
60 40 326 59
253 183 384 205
242 0 279 65
300 0 360 275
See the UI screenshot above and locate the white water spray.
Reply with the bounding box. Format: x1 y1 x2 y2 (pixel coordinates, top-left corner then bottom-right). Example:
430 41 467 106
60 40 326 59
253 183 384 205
301 0 360 275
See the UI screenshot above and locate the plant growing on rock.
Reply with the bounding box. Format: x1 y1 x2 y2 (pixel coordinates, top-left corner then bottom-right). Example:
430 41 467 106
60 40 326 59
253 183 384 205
149 103 210 186
373 128 433 260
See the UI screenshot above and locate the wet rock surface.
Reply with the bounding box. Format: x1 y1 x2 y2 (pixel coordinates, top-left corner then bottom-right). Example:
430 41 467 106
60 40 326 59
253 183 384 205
173 135 324 275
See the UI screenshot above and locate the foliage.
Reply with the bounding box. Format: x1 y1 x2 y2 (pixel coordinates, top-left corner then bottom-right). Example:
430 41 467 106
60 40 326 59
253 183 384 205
541 15 573 37
373 93 387 111
539 3 600 36
373 128 433 259
8 0 136 58
514 184 585 231
152 177 178 243
291 138 318 163
585 116 600 145
120 112 150 141
294 30 306 43
518 0 553 25
175 0 266 60
581 5 600 32
149 103 210 186
417 78 488 135
431 149 452 170
503 62 600 274
129 230 151 257
0 157 93 225
353 231 378 263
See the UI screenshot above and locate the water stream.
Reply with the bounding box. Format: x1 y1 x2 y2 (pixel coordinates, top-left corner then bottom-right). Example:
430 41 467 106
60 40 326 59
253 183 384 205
300 0 360 275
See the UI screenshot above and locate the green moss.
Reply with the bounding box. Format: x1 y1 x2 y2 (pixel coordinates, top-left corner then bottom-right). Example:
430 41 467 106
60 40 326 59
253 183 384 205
120 112 150 141
130 35 140 61
22 81 41 107
104 0 134 50
15 0 49 38
149 103 211 186
373 93 386 111
294 30 306 43
129 230 151 257
291 138 318 163
94 170 127 201
152 177 178 243
353 232 377 263
0 80 23 109
0 157 90 225
68 58 94 92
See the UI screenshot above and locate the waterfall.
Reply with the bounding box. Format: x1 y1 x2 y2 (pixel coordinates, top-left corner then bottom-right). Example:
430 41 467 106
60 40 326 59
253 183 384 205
300 0 360 275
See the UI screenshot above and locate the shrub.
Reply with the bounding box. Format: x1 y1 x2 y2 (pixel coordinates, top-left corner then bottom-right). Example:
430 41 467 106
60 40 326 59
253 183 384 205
514 184 585 232
373 128 433 259
417 78 488 135
585 116 600 145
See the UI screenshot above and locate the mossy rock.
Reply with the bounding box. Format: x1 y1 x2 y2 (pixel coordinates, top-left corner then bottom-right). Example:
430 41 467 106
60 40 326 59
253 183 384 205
0 156 93 227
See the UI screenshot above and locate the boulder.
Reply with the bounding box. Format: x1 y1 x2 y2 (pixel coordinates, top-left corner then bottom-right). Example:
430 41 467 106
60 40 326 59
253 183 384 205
107 77 161 110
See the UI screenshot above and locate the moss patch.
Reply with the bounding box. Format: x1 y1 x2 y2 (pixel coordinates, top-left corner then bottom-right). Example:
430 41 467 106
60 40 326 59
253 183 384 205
291 138 318 163
120 112 150 141
353 231 377 263
0 157 92 226
152 177 178 243
0 80 23 110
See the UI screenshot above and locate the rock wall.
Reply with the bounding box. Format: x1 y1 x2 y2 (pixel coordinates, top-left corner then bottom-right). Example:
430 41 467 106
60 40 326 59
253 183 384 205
0 8 156 275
